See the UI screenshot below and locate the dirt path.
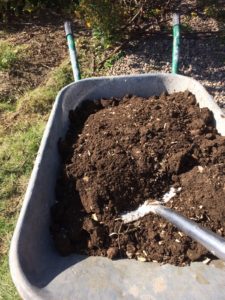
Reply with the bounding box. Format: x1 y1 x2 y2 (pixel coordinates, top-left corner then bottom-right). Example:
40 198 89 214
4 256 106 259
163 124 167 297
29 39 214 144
106 18 225 110
0 23 68 103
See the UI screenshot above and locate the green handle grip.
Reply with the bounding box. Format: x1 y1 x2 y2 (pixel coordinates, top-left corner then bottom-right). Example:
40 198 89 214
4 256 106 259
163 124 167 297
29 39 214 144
64 21 81 82
172 13 180 74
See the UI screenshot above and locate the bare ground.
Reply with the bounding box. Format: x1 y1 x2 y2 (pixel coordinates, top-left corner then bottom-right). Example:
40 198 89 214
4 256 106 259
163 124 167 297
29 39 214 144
106 31 225 110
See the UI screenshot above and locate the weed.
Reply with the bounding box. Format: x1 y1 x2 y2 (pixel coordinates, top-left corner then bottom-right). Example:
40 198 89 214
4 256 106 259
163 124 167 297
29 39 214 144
104 51 125 69
17 86 56 114
0 41 24 71
181 23 193 33
47 61 73 90
0 102 15 113
78 0 125 46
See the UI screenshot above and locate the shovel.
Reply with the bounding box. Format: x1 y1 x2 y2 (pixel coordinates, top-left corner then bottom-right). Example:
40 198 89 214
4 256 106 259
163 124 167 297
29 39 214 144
121 187 225 261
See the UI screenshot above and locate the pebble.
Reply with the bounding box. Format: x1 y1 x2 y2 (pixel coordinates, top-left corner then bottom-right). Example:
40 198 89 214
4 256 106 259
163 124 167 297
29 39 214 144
137 256 147 262
198 166 204 173
107 247 119 259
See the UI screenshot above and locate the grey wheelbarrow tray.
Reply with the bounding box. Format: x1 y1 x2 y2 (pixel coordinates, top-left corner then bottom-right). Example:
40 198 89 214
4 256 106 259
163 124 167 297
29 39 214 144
9 73 225 300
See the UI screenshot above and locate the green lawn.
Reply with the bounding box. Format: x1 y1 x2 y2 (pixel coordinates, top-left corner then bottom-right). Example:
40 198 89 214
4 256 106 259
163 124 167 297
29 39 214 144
0 48 73 298
0 118 46 299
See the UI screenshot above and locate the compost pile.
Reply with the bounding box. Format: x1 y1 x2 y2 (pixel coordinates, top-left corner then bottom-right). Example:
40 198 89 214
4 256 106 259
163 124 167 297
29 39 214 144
51 91 225 266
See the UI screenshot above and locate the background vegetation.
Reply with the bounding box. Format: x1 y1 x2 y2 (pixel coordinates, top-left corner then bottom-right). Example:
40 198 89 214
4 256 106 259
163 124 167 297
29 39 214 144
1 0 225 44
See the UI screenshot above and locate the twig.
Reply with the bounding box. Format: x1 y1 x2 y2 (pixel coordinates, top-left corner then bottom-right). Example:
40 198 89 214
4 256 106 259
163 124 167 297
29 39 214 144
122 5 143 31
125 227 138 234
117 222 123 256
97 16 171 69
97 45 123 69
40 63 51 69
92 51 96 73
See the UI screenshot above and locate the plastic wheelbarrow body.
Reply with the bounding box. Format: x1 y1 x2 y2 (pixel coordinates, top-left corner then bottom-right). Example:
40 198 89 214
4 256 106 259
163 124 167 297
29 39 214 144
9 74 225 300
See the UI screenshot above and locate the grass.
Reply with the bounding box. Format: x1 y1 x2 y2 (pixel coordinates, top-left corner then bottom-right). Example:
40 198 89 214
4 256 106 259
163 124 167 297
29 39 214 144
0 192 21 299
0 119 45 299
103 50 125 68
0 255 20 300
0 120 46 199
17 60 73 114
0 102 16 113
0 52 74 298
0 41 25 71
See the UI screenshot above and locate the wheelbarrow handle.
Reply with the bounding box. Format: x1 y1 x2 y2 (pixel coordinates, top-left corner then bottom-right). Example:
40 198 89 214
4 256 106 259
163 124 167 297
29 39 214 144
64 21 81 82
172 12 180 74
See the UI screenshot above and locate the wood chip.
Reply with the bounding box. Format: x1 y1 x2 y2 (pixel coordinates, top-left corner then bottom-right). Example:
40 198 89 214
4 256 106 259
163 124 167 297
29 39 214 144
203 257 211 265
109 232 118 237
143 250 148 256
137 256 147 262
91 213 98 221
217 228 223 234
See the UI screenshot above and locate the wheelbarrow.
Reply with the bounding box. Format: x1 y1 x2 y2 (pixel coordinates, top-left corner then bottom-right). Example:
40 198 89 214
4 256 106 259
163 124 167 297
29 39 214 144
9 20 225 300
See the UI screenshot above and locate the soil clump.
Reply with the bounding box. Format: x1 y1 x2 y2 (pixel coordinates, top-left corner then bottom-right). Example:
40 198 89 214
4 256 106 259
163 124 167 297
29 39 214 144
51 91 225 266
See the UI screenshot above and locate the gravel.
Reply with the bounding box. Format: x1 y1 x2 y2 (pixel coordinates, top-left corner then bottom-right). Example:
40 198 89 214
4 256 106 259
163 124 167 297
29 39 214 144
106 25 225 112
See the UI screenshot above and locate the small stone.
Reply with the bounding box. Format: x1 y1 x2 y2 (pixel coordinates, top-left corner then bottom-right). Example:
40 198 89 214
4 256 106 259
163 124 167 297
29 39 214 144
187 248 203 261
137 256 147 262
198 166 204 173
126 243 136 253
205 133 214 140
159 230 166 238
82 218 95 232
107 247 118 259
83 176 89 183
203 258 211 265
148 229 157 239
217 228 223 235
126 251 133 259
100 99 113 107
190 129 201 136
91 213 98 221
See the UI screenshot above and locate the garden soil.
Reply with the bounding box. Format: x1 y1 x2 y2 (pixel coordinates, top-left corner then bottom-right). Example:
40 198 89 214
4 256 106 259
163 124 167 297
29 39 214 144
51 91 225 266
